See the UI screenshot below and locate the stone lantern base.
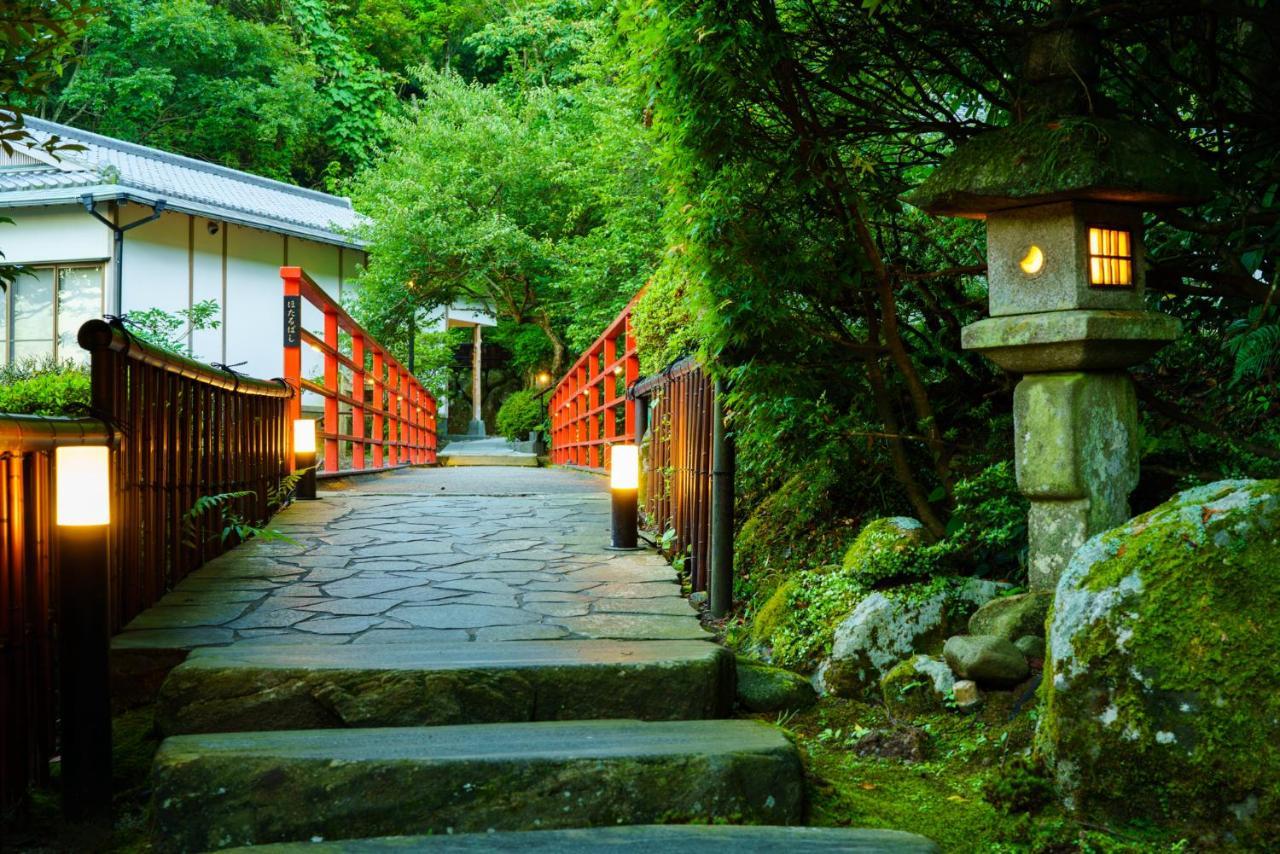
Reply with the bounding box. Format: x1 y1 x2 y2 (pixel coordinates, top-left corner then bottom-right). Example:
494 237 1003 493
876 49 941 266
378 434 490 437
963 310 1177 591
1014 372 1138 590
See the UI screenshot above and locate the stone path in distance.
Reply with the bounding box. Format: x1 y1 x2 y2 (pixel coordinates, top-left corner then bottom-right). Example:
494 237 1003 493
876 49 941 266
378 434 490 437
114 465 707 655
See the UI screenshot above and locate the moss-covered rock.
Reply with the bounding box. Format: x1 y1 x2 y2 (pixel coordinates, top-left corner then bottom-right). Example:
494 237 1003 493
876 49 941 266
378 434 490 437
841 517 933 586
1037 479 1280 844
736 656 817 712
881 655 955 719
818 577 1006 698
967 592 1052 642
749 576 799 650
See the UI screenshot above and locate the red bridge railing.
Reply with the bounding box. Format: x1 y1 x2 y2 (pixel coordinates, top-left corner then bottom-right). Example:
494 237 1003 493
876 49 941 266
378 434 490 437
549 294 641 471
281 267 437 474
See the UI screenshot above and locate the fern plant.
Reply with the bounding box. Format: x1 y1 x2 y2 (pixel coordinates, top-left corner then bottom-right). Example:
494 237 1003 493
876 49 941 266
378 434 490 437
182 468 312 549
1224 305 1280 384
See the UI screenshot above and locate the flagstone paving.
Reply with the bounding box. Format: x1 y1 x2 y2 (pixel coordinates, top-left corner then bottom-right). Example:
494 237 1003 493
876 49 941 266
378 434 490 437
113 466 707 656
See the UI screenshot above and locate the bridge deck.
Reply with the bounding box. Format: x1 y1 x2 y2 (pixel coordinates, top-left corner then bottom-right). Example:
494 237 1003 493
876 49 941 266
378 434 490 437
113 466 706 658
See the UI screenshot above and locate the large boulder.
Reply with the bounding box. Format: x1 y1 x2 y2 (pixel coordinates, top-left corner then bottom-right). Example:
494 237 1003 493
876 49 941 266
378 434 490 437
1038 479 1280 843
968 591 1051 641
841 517 933 585
817 577 1004 698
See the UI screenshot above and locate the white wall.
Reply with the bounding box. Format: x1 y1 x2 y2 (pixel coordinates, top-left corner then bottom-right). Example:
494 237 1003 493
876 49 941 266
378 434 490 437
122 205 189 318
0 206 110 264
0 202 365 379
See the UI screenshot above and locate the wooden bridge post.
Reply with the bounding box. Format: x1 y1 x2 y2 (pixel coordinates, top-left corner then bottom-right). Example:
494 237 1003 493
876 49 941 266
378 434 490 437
372 352 385 467
323 308 340 473
352 334 366 470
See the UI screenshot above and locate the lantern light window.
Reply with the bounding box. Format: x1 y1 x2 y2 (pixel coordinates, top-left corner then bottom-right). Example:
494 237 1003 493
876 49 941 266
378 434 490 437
1088 227 1133 287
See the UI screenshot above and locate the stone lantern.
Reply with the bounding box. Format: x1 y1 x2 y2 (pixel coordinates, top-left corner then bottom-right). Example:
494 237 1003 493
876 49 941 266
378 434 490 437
905 26 1217 591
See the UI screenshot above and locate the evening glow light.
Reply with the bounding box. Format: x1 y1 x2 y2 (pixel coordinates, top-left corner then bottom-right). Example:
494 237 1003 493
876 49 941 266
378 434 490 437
611 444 639 490
56 446 110 526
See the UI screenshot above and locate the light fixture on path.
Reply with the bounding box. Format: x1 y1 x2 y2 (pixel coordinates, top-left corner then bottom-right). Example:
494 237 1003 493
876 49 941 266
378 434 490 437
55 444 113 824
608 444 641 550
294 418 318 500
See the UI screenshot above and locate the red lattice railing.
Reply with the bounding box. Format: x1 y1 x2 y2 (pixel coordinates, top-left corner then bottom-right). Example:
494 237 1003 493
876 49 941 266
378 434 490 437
281 267 437 474
549 295 641 471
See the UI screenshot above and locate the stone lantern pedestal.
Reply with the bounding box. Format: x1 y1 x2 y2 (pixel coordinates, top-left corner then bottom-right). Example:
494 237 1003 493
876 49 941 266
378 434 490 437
904 28 1216 592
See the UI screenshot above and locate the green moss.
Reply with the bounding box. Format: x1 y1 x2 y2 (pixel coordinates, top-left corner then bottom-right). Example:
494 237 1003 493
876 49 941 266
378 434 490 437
748 577 799 648
880 655 952 718
777 697 1188 853
1039 479 1280 843
734 460 863 604
905 117 1218 215
840 517 931 586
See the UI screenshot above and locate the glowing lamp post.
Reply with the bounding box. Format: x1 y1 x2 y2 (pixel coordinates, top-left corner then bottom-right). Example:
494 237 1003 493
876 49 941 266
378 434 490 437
54 445 113 823
294 418 318 500
903 24 1216 590
609 443 641 550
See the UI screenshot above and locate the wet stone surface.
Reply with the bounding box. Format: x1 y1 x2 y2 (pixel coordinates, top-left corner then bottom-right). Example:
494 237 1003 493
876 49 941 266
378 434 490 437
114 466 705 650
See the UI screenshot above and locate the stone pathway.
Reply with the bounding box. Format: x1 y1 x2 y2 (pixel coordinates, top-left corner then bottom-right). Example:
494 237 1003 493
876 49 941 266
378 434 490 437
115 466 707 656
128 464 940 852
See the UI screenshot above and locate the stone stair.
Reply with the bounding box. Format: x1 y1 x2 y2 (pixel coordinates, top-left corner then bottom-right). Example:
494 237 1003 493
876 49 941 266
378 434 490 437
146 623 937 851
155 640 733 734
220 826 940 853
437 436 540 467
150 719 804 851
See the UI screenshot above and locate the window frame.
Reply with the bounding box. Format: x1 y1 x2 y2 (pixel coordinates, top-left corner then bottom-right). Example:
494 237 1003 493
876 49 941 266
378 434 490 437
2 261 106 365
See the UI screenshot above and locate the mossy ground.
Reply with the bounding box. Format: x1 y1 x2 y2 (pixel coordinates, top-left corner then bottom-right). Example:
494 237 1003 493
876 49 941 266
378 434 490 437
760 695 1202 853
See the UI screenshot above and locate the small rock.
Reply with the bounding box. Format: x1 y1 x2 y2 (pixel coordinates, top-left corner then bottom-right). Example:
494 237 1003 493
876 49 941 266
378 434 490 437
735 657 817 712
953 679 981 711
880 655 954 718
943 635 1029 688
1013 635 1046 662
819 577 1006 698
689 591 708 607
853 727 930 763
967 592 1051 642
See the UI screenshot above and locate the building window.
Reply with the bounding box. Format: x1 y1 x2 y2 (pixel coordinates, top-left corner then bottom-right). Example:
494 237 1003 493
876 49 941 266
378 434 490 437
1088 226 1133 287
2 264 104 366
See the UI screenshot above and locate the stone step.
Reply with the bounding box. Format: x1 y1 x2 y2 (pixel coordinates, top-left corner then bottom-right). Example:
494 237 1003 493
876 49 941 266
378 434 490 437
156 640 732 735
150 719 804 852
223 825 940 852
439 453 539 467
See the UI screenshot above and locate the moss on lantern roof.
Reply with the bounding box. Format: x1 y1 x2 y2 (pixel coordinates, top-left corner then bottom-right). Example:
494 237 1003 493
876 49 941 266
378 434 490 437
905 117 1218 217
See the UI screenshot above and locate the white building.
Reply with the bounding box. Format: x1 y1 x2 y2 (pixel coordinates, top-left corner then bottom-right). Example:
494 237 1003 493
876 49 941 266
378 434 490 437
0 117 363 379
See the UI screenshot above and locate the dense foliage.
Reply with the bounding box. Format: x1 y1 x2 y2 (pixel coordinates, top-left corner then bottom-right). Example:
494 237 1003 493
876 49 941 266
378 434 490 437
620 0 1280 600
0 357 90 416
10 0 1280 611
495 389 547 441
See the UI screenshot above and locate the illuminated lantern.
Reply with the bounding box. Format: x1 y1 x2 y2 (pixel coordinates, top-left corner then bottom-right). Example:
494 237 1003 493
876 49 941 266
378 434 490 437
904 24 1217 590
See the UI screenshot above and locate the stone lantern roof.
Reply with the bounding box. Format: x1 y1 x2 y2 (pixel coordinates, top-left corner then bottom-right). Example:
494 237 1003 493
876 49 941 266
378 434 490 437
903 118 1218 218
904 23 1218 218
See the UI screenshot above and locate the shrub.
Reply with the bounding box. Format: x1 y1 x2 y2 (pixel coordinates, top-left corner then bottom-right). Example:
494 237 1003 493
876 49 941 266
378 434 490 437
495 388 546 442
0 358 91 416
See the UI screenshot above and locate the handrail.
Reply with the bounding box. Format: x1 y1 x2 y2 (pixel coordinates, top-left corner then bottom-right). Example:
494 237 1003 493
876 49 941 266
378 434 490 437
78 320 292 398
281 266 437 473
0 414 113 452
549 293 641 471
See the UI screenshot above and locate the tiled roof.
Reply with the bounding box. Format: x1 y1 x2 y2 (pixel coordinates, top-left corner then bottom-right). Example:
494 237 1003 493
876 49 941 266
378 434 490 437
0 118 364 248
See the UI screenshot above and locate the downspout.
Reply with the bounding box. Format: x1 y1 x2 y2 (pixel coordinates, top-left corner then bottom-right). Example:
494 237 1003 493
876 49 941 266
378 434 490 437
709 379 735 619
79 195 167 314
